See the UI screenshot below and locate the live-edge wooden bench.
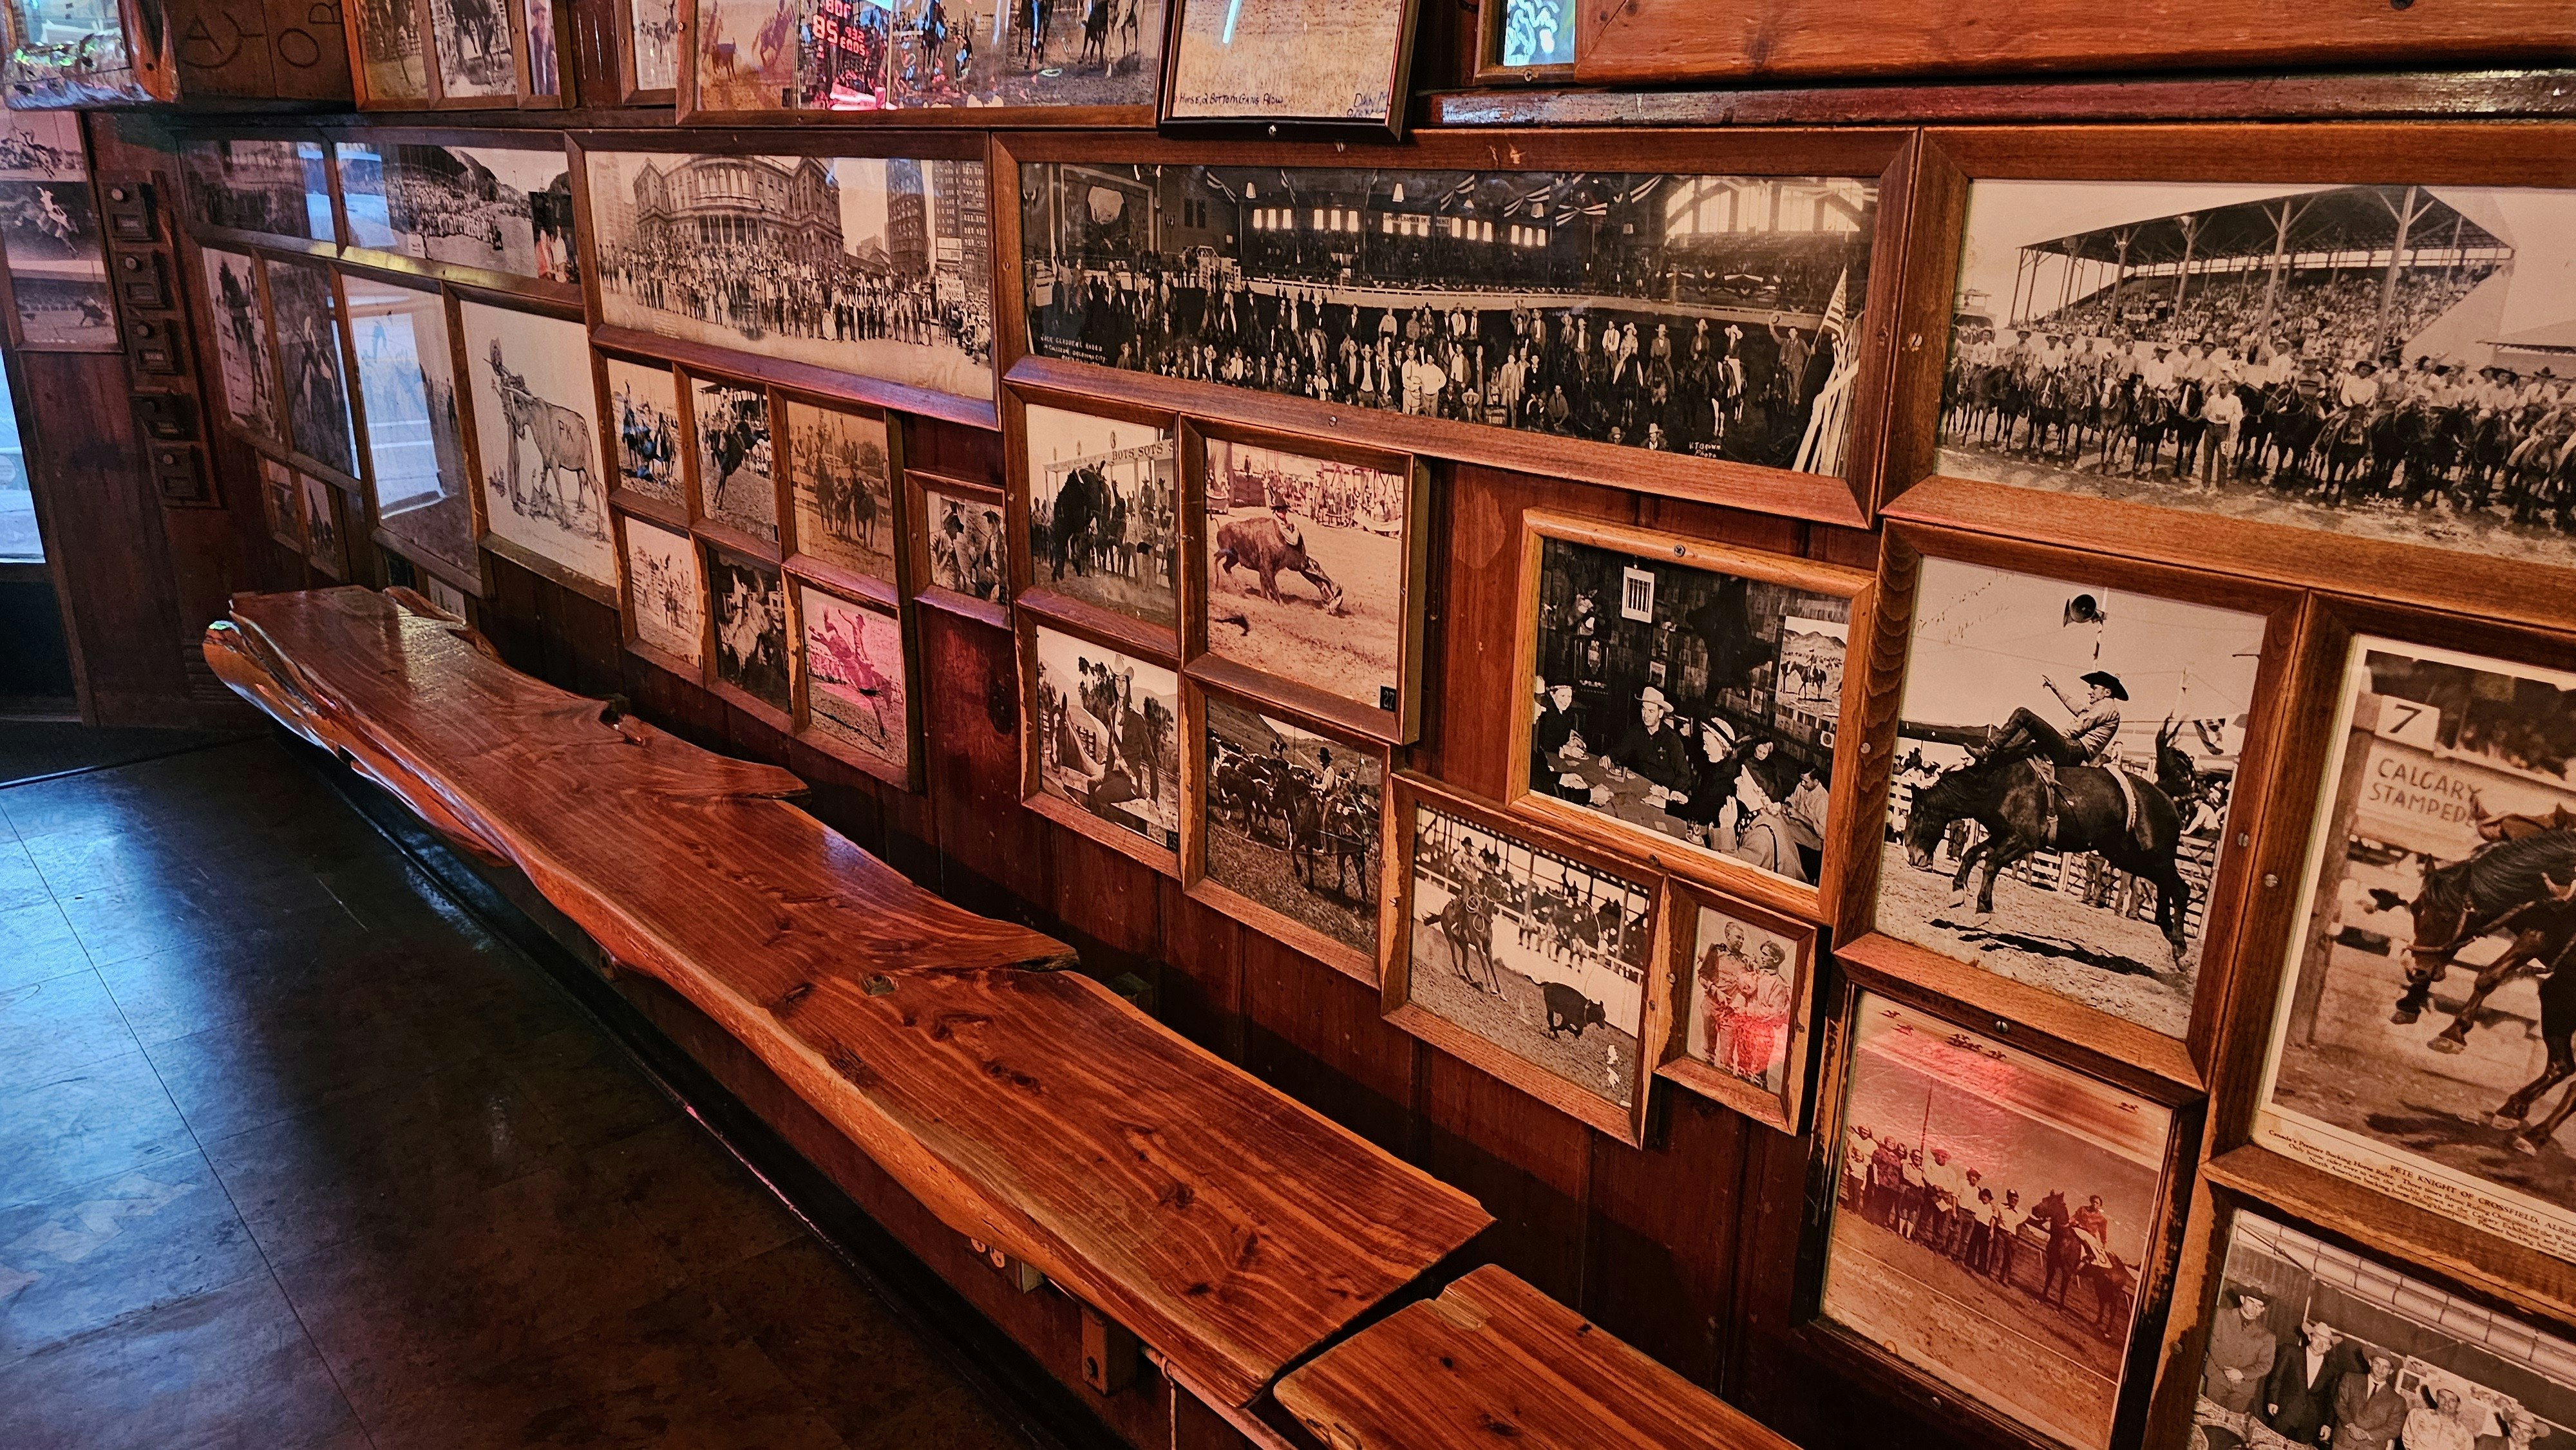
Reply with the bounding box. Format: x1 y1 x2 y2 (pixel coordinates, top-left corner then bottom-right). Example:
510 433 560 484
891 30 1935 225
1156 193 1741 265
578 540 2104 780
204 586 1490 1421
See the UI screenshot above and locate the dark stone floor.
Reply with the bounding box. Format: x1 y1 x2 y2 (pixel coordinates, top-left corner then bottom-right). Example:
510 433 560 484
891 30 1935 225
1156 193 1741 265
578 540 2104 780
0 733 1030 1450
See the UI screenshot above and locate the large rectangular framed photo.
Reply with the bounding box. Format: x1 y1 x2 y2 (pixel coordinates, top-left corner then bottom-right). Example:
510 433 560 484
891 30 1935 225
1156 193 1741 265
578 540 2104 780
1884 122 2576 634
333 131 581 301
998 129 1917 528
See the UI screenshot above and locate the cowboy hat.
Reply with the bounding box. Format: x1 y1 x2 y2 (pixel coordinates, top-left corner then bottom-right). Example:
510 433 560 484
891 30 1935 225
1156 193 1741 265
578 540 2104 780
2080 670 2130 701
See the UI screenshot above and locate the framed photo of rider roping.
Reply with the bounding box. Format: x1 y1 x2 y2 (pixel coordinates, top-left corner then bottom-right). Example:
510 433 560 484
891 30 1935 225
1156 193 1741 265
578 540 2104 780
1504 509 1877 930
1179 417 1427 746
1654 878 1818 1136
679 364 782 555
1839 523 2303 1089
1880 122 2576 636
1004 382 1181 659
1018 610 1186 878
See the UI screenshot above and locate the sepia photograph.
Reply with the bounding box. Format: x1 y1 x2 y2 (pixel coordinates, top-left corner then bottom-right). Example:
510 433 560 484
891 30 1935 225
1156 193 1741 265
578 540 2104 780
458 300 614 590
1022 162 1879 475
1880 556 2264 1039
260 457 303 550
201 247 279 440
1823 993 2174 1450
2193 1209 2576 1450
1030 623 1180 851
1401 798 1657 1122
1200 693 1379 959
1524 526 1849 890
178 139 327 240
428 0 518 97
710 549 791 711
1164 0 1409 127
692 0 1160 113
1199 434 1412 716
691 376 776 543
621 513 702 666
1940 180 2576 574
338 142 579 284
300 472 348 580
796 581 911 777
603 357 685 508
352 0 432 100
923 484 1005 603
626 0 677 91
1669 890 1812 1123
346 276 475 583
1023 401 1176 630
2255 636 2576 1264
782 397 896 584
265 261 359 480
0 113 113 350
586 149 993 402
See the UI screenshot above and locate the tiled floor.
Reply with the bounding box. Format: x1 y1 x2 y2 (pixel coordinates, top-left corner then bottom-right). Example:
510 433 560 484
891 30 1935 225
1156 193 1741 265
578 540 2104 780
0 735 1029 1450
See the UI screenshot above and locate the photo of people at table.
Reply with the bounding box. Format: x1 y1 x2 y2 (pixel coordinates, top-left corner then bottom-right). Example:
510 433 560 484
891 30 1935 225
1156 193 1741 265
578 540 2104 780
1527 534 1846 885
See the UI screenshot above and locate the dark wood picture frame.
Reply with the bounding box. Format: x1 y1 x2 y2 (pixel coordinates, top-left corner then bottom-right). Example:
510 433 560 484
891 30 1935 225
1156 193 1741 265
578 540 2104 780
330 129 585 306
343 0 440 109
1653 878 1819 1136
0 111 120 357
701 534 796 729
676 362 785 560
1017 607 1186 878
776 387 907 610
423 0 527 111
188 234 292 453
1471 0 1577 85
508 0 574 108
611 0 679 105
1155 0 1419 141
337 261 491 601
906 467 1009 627
265 253 366 493
788 570 923 791
256 449 306 551
612 504 706 681
1003 378 1182 659
170 129 341 256
594 343 692 527
300 467 354 580
448 281 621 607
992 127 1918 530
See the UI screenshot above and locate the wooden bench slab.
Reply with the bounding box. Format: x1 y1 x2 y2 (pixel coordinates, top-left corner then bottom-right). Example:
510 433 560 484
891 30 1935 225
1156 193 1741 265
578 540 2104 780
1276 1265 1797 1449
204 587 1490 1410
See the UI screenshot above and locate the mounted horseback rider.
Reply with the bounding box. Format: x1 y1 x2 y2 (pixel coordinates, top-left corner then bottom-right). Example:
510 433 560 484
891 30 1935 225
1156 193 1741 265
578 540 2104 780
1971 670 2150 851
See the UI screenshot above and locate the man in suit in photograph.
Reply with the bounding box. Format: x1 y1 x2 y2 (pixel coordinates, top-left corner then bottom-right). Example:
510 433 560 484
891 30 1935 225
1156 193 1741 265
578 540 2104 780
2265 1319 2353 1445
2333 1352 2408 1450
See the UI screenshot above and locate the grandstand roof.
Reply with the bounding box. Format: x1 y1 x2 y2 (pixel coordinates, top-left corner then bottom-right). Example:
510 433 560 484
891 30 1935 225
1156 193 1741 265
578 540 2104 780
2027 185 2508 268
2489 318 2576 357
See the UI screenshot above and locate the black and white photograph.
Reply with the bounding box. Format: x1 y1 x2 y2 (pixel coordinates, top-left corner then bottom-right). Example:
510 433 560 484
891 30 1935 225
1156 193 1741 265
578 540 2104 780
1880 556 2263 1039
200 247 280 439
339 142 579 284
1200 435 1412 715
782 397 895 584
691 0 1160 113
2192 1210 2575 1450
1021 162 1879 475
1030 624 1180 851
300 472 348 580
710 550 791 711
178 138 328 240
265 261 359 480
1491 0 1573 69
1524 527 1848 889
347 276 475 583
796 581 910 777
924 485 1005 603
1940 180 2576 574
1200 694 1379 959
604 357 684 507
260 457 303 550
1823 993 2173 1450
627 0 677 91
458 300 614 590
428 0 518 97
2255 636 2576 1264
0 113 113 350
1401 799 1656 1120
1023 402 1177 630
1164 0 1408 127
353 0 432 100
692 377 776 543
523 0 562 95
586 150 994 402
621 513 702 665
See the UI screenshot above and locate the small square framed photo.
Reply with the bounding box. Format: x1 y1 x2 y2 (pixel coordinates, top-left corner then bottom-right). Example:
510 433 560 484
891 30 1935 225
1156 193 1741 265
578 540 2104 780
790 576 919 791
1159 0 1421 140
1007 386 1180 652
596 350 688 521
1020 614 1184 875
778 392 903 606
614 509 705 678
1508 509 1875 926
907 471 1008 626
1181 418 1428 744
1654 882 1817 1135
258 454 305 551
1382 775 1668 1145
1473 0 1575 82
704 541 793 728
682 368 779 552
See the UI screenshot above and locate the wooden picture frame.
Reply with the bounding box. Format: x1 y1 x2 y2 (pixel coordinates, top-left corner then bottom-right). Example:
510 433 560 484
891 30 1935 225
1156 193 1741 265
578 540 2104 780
906 468 1008 627
1182 679 1390 986
1179 415 1428 745
702 535 795 727
257 451 305 551
343 0 439 108
189 238 290 451
1836 523 2305 1091
172 132 338 254
788 572 922 791
1018 609 1185 876
1653 879 1818 1135
264 254 365 493
677 363 783 558
612 0 679 105
340 263 489 600
0 111 120 355
777 388 905 609
1472 0 1577 85
330 130 583 305
450 283 620 606
1881 122 2576 635
594 344 692 526
1156 0 1419 141
423 0 525 109
613 505 705 680
1004 379 1182 658
508 0 573 108
301 468 353 580
1506 509 1876 928
1381 773 1669 1146
994 128 1917 529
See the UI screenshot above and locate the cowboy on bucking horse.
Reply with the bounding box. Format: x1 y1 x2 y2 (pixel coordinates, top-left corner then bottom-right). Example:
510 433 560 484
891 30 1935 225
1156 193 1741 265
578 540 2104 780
1978 670 2126 782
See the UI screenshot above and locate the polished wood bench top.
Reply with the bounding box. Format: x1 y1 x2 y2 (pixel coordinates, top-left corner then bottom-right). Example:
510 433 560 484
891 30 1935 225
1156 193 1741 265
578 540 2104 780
205 587 1490 1409
1276 1265 1797 1450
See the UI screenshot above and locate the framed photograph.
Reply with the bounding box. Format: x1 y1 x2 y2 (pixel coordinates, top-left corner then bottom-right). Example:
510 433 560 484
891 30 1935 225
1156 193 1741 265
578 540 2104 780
176 138 332 244
791 576 918 787
301 470 351 580
199 246 283 444
574 138 996 421
909 470 1007 623
345 0 434 106
1508 511 1873 925
1383 775 1665 1145
1002 129 1913 525
1886 124 2576 634
455 296 616 601
1806 983 2192 1450
515 0 569 103
1654 881 1817 1135
1186 684 1386 983
1160 0 1418 139
1182 419 1426 742
264 259 361 485
598 353 688 515
335 137 580 292
1022 616 1184 872
258 454 304 551
426 0 520 104
345 270 482 596
1475 0 1575 82
616 509 705 675
684 370 779 548
706 541 793 722
1011 390 1179 641
679 0 1166 121
419 571 471 620
779 392 901 598
0 113 115 353
614 0 677 102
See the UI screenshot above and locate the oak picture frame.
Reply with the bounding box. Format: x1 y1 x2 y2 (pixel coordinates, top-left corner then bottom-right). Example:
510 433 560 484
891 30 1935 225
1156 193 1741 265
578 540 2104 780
1653 878 1819 1136
906 467 1009 627
612 504 706 681
1017 607 1186 878
1003 377 1182 658
330 129 585 306
788 569 923 791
